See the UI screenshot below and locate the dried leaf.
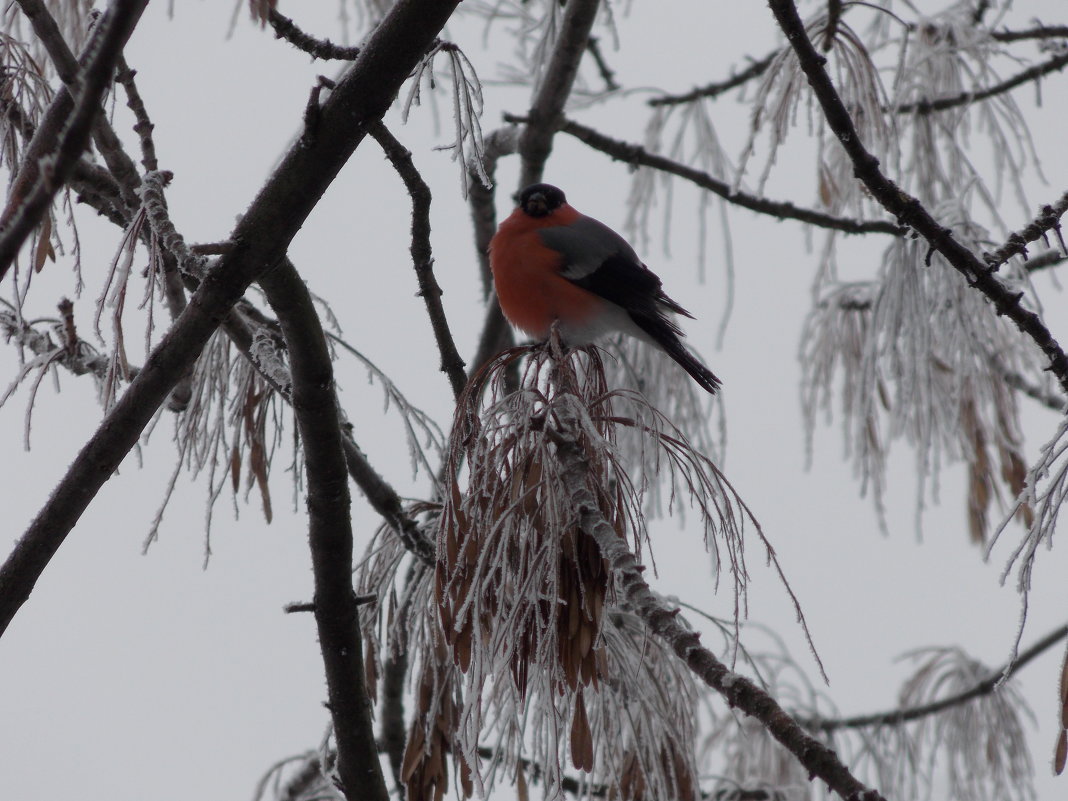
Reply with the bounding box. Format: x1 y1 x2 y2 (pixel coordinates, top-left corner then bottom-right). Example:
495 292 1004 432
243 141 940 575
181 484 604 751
570 691 593 771
229 443 241 494
1055 730 1067 776
33 216 54 273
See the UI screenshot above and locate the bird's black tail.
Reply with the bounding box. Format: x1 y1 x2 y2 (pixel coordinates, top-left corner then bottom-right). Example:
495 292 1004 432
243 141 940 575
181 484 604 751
660 337 721 395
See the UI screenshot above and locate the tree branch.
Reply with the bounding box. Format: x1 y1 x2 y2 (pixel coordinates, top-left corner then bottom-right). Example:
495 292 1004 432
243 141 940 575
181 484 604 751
369 122 466 400
894 50 1068 115
647 51 777 107
803 623 1068 732
0 0 463 640
549 402 887 801
467 127 518 379
15 0 144 213
259 257 389 801
0 0 150 283
267 9 361 60
550 115 904 236
991 25 1068 44
767 0 1068 397
517 0 601 188
115 55 159 173
983 191 1068 269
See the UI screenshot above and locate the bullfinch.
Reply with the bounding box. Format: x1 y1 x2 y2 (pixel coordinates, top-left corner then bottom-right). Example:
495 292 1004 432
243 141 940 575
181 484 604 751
489 183 721 394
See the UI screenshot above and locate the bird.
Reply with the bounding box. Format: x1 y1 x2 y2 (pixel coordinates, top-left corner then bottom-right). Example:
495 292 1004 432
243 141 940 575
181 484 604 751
488 183 721 394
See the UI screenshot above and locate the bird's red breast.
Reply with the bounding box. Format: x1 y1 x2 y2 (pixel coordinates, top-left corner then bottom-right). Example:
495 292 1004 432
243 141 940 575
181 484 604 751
489 202 610 341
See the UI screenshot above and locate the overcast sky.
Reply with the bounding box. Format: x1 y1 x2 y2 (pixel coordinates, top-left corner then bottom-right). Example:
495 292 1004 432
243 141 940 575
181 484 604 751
3 2 1068 800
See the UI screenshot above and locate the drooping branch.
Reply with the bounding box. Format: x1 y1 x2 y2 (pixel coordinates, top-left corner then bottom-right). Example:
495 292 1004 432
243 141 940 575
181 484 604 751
803 623 1068 732
267 8 361 60
0 0 463 640
549 115 904 236
517 0 601 188
549 403 888 801
647 51 777 108
767 0 1068 397
259 257 389 801
894 50 1068 115
983 191 1068 269
0 0 150 283
369 122 466 399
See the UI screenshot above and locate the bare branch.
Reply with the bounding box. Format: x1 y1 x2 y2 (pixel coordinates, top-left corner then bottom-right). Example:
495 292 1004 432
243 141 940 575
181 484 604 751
767 0 1068 397
517 0 601 188
369 122 466 400
0 0 463 640
647 51 777 108
267 8 361 60
550 115 904 236
114 55 159 173
0 0 150 283
804 623 1068 732
584 35 619 92
259 257 388 801
991 25 1068 44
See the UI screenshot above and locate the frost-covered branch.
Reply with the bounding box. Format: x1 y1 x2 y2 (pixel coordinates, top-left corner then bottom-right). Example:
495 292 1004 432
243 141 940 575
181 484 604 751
984 191 1068 269
894 50 1068 115
549 400 887 801
767 0 1068 396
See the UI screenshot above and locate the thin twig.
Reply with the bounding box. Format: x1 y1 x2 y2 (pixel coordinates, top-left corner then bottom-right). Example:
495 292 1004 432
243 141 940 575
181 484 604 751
767 0 1068 397
549 115 904 236
114 55 159 173
585 35 619 92
647 51 777 107
802 624 1068 732
370 122 466 399
894 50 1068 115
267 8 361 60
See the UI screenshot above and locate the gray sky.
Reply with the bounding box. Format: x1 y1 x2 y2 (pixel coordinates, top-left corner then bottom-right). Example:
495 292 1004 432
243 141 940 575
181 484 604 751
3 1 1068 799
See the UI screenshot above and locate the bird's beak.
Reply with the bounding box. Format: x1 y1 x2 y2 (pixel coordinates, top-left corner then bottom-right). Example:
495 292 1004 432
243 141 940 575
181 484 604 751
526 192 548 217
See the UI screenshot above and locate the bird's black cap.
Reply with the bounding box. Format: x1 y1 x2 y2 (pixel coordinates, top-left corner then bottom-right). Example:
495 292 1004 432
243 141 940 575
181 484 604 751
518 183 567 218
